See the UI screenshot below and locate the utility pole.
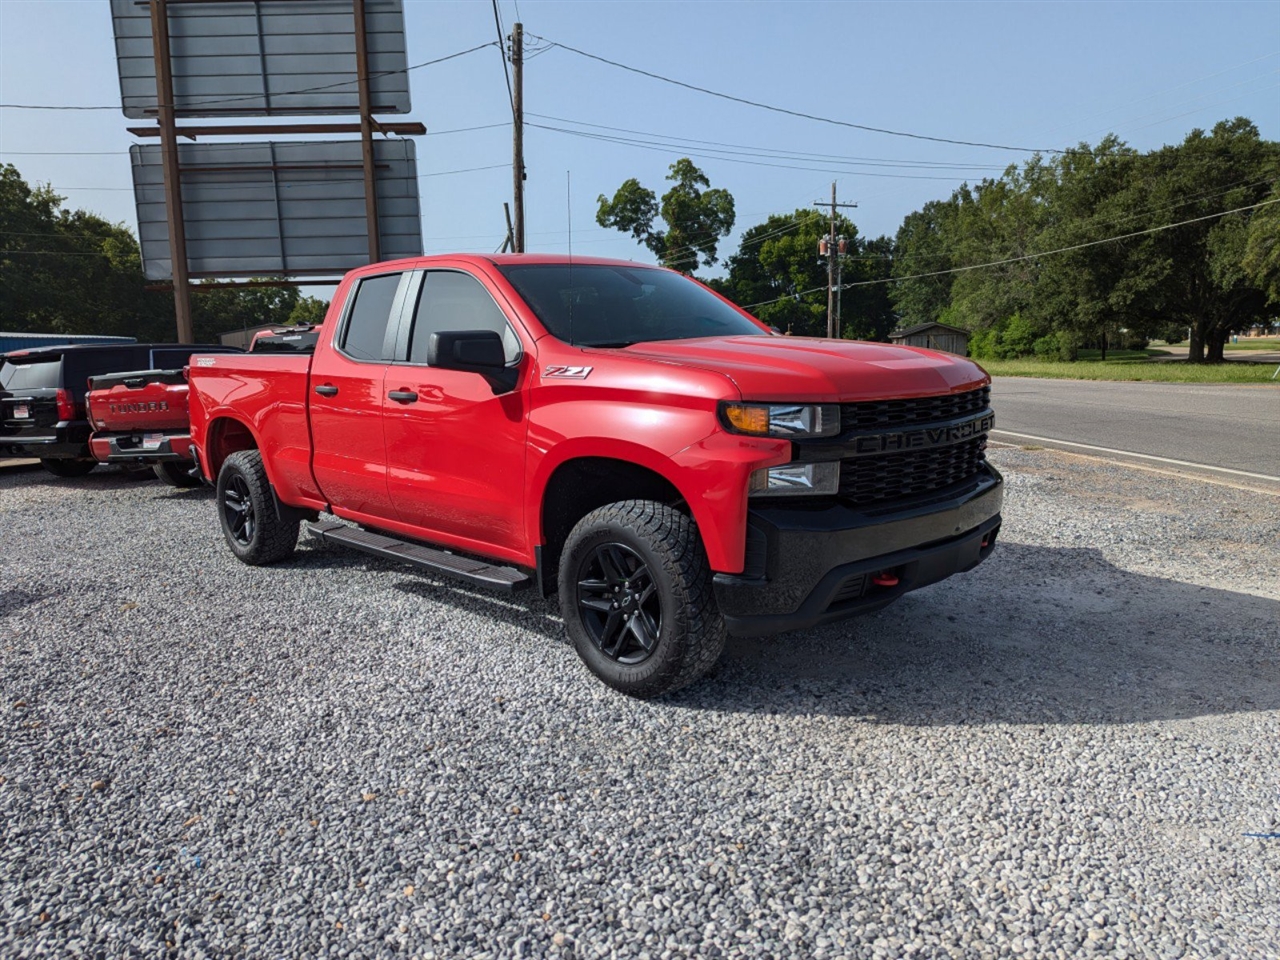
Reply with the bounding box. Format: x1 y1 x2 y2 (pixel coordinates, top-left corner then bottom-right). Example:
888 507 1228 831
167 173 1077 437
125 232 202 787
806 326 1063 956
353 0 380 264
813 182 857 339
510 22 525 253
150 0 194 343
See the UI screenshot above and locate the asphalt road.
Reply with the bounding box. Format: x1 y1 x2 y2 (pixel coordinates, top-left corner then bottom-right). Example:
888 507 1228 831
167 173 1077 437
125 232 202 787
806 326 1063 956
989 378 1280 480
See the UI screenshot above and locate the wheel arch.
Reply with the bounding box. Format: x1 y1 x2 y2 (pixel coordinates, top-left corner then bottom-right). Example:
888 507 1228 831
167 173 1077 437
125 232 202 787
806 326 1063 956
536 452 689 596
203 416 261 480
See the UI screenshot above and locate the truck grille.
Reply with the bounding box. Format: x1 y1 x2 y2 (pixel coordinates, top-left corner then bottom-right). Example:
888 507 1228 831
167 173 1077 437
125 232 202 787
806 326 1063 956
838 433 989 504
840 386 990 431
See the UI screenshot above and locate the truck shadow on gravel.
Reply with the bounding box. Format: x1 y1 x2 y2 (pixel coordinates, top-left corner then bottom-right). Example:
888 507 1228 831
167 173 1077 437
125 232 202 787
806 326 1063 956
676 542 1280 726
296 537 1278 725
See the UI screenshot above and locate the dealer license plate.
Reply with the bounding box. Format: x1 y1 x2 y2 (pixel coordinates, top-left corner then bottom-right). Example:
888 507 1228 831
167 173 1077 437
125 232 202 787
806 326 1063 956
12 403 29 419
142 433 164 450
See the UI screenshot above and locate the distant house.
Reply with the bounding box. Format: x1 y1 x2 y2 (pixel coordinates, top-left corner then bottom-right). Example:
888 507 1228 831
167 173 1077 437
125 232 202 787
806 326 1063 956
889 322 970 356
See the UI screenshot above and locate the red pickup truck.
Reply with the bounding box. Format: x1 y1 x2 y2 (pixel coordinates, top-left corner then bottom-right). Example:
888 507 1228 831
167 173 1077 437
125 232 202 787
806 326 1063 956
84 346 241 485
188 255 1002 697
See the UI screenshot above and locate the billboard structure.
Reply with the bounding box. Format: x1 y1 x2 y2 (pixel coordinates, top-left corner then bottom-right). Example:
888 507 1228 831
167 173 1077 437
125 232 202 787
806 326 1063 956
110 0 412 118
112 0 425 342
131 140 422 280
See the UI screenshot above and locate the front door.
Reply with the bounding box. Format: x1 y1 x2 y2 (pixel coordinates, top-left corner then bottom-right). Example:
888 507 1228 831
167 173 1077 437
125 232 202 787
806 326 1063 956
309 270 412 520
383 268 532 560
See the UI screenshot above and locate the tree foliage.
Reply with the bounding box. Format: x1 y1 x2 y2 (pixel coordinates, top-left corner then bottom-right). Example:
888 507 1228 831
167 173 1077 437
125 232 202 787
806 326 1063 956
1 164 331 343
711 209 894 339
596 159 735 274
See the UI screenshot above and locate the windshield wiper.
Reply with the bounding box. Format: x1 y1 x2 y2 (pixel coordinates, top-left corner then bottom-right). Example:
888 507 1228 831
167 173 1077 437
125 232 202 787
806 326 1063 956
577 340 637 348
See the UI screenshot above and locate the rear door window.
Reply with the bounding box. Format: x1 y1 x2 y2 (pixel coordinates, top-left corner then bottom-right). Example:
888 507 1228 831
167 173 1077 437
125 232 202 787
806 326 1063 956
0 359 62 392
340 274 404 362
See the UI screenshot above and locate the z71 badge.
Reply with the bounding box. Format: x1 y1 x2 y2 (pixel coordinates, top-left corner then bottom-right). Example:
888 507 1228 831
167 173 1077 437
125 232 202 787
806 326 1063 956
542 365 593 380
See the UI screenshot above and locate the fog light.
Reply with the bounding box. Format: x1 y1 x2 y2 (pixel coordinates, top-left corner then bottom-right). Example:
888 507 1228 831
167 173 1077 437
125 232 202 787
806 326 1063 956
749 461 839 496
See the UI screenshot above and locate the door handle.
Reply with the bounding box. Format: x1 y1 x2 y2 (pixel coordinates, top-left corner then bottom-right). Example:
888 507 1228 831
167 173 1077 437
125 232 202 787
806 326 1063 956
388 390 419 404
314 384 339 397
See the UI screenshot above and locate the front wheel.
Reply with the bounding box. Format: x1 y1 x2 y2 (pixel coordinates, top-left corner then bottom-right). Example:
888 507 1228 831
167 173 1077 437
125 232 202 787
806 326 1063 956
215 450 298 565
558 500 726 698
40 458 96 478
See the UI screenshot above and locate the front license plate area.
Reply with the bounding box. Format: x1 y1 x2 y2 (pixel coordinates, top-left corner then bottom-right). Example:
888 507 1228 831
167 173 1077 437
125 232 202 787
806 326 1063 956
13 403 29 419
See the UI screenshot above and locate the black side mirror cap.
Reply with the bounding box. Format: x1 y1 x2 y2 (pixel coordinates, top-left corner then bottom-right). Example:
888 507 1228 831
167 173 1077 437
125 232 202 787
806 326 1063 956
427 330 518 394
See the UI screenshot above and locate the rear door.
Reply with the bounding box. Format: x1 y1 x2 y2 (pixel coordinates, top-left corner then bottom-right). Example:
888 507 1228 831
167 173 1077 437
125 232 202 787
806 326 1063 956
383 267 532 556
308 270 413 520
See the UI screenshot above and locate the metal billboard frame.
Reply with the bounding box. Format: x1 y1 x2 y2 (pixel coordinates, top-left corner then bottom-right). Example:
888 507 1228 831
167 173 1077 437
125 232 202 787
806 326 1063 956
119 0 424 342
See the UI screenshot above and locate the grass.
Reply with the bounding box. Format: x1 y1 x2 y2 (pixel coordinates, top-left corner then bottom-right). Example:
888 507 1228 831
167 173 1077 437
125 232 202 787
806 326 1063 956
978 356 1280 383
1223 338 1280 352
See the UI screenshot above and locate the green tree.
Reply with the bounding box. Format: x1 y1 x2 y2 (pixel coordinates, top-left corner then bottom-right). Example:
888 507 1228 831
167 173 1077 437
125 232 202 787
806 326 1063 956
190 282 301 343
1119 118 1279 361
711 209 895 340
596 159 735 274
288 294 330 325
1 164 172 340
1242 180 1280 303
890 200 958 327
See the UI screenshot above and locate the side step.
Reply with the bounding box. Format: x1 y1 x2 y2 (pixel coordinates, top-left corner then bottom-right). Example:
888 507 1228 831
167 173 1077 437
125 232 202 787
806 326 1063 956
307 520 531 593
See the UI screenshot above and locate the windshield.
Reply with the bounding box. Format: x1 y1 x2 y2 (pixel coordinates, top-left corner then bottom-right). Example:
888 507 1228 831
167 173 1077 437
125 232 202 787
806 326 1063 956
497 264 767 347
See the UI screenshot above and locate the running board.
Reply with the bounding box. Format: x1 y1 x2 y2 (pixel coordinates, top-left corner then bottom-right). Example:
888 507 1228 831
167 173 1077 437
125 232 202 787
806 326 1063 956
307 520 531 593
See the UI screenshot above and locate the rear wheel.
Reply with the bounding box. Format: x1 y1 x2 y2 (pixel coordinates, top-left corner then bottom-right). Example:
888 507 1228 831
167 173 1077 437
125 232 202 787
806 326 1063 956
558 500 725 698
154 460 202 488
40 458 96 478
216 450 298 565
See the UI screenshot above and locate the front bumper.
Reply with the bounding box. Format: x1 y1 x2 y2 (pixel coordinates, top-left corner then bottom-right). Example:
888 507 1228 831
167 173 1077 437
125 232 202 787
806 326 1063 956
89 432 193 464
714 466 1003 637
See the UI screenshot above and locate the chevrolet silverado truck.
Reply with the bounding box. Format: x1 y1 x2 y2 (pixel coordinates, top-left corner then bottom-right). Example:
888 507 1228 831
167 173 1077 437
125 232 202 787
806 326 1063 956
1 343 233 477
188 255 1002 697
83 346 241 485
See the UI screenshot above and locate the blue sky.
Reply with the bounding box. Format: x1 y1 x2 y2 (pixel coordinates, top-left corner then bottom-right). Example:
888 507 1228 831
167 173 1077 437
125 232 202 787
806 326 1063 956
1 0 1278 279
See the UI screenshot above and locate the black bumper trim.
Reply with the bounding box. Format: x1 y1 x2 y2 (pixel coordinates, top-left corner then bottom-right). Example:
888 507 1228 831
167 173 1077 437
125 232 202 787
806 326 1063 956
714 467 1003 637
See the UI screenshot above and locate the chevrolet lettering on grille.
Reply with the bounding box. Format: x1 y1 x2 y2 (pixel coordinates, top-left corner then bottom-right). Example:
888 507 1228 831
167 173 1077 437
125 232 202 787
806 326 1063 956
850 412 994 456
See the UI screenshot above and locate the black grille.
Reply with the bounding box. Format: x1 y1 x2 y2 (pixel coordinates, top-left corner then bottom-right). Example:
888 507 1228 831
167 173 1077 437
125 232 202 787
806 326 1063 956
841 386 990 432
840 435 988 504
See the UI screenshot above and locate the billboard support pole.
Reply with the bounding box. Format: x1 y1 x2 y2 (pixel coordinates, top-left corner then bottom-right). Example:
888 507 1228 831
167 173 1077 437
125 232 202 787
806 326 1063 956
150 0 195 343
353 0 381 264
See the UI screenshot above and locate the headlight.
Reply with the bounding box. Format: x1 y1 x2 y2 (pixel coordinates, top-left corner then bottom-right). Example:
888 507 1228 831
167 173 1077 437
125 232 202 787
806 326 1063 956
720 402 840 438
749 461 840 497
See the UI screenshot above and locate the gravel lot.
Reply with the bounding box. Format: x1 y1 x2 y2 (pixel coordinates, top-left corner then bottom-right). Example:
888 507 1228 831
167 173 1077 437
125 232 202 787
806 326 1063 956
2 449 1278 959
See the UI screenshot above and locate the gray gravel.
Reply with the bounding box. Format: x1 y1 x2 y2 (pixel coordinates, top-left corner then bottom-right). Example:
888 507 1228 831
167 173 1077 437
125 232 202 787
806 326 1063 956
2 450 1278 959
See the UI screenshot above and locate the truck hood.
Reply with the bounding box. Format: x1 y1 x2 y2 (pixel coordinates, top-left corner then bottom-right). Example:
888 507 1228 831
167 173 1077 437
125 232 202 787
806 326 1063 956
614 335 988 402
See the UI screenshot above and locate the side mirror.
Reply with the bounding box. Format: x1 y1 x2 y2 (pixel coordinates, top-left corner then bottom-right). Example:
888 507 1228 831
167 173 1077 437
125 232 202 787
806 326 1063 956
428 330 518 394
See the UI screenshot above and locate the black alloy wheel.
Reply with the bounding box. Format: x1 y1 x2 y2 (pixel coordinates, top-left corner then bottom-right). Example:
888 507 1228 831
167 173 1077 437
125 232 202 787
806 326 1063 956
222 474 256 547
576 542 663 664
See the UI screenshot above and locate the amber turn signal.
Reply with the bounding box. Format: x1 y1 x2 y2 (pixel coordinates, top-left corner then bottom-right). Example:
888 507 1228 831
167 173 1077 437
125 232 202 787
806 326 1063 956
722 403 771 435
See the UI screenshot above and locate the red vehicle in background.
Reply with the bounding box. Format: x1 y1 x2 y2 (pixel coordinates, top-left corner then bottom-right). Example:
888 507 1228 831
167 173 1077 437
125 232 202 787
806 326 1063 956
188 255 1002 697
85 346 241 485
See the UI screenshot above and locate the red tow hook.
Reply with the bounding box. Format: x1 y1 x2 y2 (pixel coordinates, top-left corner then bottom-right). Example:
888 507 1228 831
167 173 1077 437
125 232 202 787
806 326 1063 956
871 572 899 588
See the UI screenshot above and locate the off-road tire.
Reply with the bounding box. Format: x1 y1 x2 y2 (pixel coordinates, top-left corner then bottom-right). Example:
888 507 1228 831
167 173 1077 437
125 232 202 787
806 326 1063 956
216 449 298 565
40 458 96 478
154 460 202 488
559 500 726 698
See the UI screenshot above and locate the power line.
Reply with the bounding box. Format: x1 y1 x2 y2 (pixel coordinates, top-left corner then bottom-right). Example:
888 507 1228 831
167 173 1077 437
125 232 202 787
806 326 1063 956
491 0 515 113
528 113 1010 170
744 198 1280 309
530 123 996 181
531 34 1066 154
